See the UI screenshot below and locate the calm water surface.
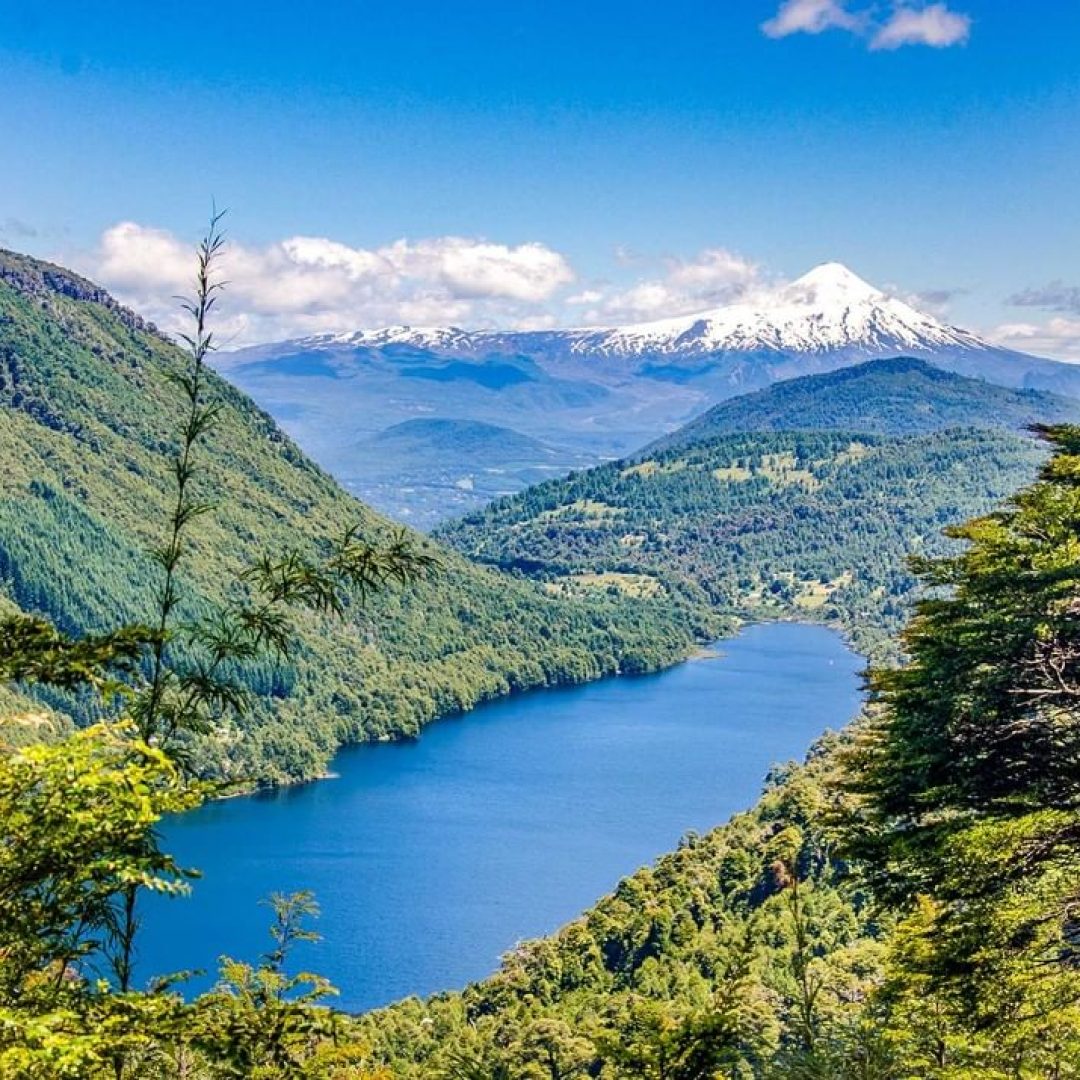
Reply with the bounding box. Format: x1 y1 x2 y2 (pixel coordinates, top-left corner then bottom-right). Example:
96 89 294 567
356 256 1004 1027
141 623 863 1011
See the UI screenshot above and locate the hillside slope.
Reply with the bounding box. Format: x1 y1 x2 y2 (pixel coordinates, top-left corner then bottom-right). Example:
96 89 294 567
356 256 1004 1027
651 356 1080 452
437 427 1045 656
0 249 706 782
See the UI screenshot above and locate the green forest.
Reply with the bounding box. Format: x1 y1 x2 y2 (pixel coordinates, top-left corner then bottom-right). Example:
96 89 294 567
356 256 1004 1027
438 426 1044 656
650 356 1080 451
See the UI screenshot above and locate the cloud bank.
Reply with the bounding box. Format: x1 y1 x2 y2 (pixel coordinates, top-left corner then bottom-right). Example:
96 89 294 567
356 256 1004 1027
991 319 1080 364
84 223 576 345
74 223 1077 362
568 248 762 324
990 281 1080 362
762 1 971 50
79 224 771 345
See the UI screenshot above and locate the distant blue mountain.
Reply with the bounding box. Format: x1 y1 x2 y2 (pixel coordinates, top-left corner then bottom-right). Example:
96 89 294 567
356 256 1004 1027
649 357 1080 453
219 263 1080 524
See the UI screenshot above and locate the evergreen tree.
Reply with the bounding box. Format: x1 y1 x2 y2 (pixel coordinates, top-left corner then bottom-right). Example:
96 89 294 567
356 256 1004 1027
849 424 1080 1050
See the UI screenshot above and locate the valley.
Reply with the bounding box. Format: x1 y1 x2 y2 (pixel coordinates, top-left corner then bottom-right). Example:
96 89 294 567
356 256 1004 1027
218 263 1080 526
4 244 1080 1078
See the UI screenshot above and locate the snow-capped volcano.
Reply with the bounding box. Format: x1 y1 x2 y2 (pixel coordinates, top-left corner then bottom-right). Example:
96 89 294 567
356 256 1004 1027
301 262 990 361
564 262 988 358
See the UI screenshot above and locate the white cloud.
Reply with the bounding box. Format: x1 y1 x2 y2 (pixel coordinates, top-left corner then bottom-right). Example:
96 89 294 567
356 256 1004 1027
80 223 575 346
761 0 860 38
990 318 1080 364
380 237 573 302
573 248 761 325
566 289 604 305
761 0 971 50
665 248 760 292
871 4 971 50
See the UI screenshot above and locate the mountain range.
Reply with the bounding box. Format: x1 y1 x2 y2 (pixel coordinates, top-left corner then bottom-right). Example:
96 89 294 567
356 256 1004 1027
221 262 1080 526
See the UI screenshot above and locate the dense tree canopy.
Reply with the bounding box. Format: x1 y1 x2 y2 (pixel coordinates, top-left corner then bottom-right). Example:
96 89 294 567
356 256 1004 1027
847 425 1080 1040
439 428 1044 657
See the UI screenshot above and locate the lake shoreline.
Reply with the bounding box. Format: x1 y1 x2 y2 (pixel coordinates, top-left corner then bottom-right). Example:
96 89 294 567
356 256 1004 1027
223 612 859 800
145 623 866 1012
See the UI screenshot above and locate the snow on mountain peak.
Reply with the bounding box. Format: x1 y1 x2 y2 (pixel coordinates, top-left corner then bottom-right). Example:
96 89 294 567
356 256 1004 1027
287 262 989 362
565 262 985 358
787 262 883 303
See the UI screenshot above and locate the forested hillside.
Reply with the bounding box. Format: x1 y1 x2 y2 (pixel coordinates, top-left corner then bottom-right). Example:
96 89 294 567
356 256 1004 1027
0 250 706 783
651 356 1080 451
439 427 1044 655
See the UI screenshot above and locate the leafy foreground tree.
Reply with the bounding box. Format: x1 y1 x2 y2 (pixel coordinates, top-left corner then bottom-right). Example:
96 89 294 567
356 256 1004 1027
847 424 1080 1076
0 217 431 1078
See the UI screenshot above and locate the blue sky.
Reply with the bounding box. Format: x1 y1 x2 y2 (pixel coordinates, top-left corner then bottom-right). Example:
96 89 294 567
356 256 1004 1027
2 0 1079 354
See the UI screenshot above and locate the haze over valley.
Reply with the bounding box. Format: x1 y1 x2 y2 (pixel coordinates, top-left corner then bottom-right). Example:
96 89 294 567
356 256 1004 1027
220 262 1080 526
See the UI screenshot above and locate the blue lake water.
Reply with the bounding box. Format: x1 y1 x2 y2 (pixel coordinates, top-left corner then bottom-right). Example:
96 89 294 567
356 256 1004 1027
140 622 863 1012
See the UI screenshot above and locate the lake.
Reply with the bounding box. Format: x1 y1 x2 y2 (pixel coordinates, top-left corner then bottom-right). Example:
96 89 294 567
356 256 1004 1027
140 622 864 1011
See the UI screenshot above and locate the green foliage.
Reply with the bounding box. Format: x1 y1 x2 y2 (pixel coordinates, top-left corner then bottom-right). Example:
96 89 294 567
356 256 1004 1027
0 723 204 1078
858 423 1080 836
188 893 343 1079
438 428 1044 657
0 613 151 692
346 428 1080 1077
6 243 1080 1076
0 228 429 1079
652 356 1080 451
0 723 203 991
841 424 1080 1063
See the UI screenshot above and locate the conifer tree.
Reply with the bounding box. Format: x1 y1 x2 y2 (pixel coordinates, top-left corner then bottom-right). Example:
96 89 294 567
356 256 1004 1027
850 425 1080 1043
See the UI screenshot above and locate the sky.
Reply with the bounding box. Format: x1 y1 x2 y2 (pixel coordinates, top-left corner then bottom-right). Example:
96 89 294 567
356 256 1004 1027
1 0 1079 356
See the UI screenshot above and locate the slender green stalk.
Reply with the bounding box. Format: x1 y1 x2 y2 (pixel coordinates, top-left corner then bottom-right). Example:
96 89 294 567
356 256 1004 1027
140 211 227 747
110 215 226 1080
